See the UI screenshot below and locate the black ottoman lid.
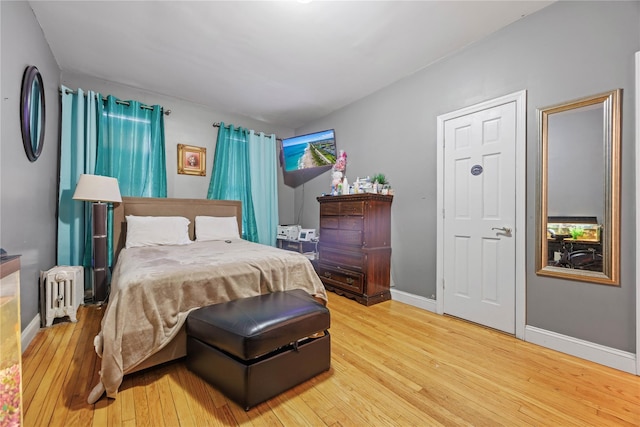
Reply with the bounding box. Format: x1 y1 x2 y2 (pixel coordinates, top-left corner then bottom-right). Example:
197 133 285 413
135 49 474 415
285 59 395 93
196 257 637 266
186 289 330 360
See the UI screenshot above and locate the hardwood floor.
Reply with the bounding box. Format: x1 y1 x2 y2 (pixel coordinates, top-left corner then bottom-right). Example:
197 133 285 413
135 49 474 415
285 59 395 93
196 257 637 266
23 292 640 426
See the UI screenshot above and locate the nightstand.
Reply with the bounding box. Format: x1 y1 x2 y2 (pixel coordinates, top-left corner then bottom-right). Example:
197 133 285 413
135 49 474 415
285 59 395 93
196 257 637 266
276 239 317 254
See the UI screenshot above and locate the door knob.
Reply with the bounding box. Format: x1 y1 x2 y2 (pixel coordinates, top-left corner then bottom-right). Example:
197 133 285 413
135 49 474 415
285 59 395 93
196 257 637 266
492 226 512 235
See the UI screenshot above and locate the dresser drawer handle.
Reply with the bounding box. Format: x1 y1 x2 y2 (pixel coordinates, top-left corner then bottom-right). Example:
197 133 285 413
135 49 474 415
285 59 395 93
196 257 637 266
323 272 332 279
346 277 354 284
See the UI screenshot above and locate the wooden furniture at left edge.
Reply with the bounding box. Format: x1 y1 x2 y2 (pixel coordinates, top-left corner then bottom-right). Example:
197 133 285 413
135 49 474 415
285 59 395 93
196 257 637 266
316 193 393 306
1 255 23 426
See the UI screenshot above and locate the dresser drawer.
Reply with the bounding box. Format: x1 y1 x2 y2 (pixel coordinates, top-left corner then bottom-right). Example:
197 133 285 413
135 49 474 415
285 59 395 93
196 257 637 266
316 263 364 294
320 203 340 216
319 246 365 270
319 200 365 216
320 216 363 231
339 216 363 231
320 216 339 229
320 229 362 246
339 201 365 216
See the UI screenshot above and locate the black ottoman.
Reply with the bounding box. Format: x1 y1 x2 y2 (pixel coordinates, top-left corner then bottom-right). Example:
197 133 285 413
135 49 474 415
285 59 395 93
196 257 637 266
186 289 331 410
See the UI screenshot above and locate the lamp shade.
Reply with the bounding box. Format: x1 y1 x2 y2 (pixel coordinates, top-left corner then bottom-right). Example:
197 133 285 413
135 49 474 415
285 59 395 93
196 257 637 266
72 174 122 203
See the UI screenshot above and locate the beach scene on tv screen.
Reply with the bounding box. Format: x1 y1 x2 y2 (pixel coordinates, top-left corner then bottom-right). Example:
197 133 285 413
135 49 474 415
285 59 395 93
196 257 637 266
282 130 336 172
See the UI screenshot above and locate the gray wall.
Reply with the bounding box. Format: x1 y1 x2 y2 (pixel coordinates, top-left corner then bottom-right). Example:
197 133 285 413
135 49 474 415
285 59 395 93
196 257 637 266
547 107 604 222
1 1 61 330
296 1 638 352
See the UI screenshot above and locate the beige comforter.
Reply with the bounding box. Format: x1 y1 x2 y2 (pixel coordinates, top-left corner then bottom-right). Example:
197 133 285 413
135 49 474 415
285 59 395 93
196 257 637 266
88 239 327 402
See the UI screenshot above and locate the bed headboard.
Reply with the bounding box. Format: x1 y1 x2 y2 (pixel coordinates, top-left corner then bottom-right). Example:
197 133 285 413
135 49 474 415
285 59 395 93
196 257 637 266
112 197 242 261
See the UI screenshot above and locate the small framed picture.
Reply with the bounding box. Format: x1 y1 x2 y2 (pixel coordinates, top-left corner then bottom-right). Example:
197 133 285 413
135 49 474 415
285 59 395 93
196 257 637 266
177 144 206 176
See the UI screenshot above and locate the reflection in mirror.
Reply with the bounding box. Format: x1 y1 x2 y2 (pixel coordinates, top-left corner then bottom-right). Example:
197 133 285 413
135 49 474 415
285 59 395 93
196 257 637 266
30 78 43 152
20 65 46 162
536 89 621 285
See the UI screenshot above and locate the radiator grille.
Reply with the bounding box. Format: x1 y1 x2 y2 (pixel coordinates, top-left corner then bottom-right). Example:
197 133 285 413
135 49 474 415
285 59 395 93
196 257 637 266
39 266 84 327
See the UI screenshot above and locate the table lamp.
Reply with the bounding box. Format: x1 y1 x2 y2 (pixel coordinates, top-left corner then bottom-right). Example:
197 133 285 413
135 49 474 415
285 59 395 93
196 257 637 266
72 174 122 303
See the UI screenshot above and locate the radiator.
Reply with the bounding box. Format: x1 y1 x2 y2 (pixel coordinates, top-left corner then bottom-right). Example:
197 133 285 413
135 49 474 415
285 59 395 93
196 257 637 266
40 266 84 327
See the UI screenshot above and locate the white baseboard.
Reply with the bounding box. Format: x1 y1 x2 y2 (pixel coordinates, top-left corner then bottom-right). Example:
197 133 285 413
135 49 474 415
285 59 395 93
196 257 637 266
390 289 437 312
21 314 41 354
525 325 636 375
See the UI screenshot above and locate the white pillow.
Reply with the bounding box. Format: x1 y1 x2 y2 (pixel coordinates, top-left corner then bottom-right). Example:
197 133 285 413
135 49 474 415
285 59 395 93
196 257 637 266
195 216 240 241
125 215 192 249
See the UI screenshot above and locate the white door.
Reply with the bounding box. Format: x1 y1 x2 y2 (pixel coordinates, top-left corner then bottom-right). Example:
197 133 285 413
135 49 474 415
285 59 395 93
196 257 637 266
442 101 516 334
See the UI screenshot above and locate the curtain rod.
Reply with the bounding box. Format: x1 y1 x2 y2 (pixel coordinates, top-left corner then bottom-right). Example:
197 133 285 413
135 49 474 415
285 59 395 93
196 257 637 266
60 88 171 115
212 122 281 141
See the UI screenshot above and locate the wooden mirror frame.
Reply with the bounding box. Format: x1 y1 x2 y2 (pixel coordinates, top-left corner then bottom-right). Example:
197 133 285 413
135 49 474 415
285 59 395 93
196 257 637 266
536 89 621 285
20 65 46 162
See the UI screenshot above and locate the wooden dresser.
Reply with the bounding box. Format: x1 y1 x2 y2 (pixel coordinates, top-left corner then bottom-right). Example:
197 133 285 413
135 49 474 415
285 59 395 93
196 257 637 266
316 194 393 306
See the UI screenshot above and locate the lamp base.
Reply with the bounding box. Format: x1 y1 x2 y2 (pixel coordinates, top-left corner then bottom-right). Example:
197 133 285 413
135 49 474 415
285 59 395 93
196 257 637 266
93 202 108 303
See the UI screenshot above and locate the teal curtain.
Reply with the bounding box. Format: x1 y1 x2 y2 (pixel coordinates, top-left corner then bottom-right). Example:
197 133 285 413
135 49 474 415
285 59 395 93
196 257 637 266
95 95 167 264
207 123 259 242
95 96 166 197
58 90 166 275
248 130 279 246
57 86 99 267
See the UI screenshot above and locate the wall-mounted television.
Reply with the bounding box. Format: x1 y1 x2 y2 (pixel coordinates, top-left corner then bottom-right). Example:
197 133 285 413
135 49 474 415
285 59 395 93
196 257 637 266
280 129 336 187
281 129 336 172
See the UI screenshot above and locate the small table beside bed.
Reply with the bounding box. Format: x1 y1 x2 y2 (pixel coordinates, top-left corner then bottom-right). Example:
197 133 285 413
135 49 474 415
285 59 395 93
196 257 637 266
88 197 328 404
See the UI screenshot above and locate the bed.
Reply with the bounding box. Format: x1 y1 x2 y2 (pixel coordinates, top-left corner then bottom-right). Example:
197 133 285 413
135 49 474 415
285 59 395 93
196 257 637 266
87 197 327 403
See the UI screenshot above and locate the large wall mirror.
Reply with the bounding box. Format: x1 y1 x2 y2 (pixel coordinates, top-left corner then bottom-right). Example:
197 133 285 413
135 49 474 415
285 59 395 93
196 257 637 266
20 65 46 162
536 89 621 285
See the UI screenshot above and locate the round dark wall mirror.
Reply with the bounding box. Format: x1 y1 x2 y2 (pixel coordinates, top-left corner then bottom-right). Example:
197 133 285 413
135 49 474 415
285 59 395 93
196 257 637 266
20 65 46 162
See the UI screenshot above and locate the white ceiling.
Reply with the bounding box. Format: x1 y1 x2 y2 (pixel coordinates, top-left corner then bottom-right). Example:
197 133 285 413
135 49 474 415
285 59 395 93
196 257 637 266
29 1 552 129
